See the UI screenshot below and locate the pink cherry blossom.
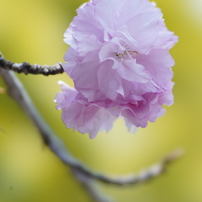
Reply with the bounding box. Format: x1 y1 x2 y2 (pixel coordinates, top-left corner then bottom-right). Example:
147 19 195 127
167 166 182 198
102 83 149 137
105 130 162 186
55 0 178 138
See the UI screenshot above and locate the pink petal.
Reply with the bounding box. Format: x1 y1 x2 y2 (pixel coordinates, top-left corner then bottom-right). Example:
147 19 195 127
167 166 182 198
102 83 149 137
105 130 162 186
126 12 162 53
71 51 99 95
117 59 150 82
137 49 174 87
98 60 123 100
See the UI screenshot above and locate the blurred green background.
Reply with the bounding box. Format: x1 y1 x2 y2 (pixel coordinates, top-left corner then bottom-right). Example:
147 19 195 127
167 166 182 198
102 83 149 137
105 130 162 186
0 0 201 201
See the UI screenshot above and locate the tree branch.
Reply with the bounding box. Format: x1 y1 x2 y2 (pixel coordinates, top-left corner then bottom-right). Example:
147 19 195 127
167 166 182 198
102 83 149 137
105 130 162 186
0 67 112 201
0 67 183 201
0 53 64 76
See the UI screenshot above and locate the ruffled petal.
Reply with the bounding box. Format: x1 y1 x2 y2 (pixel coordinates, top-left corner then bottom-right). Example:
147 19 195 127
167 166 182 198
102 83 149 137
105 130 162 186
137 49 174 87
117 59 150 82
71 51 100 96
98 60 123 100
126 11 163 54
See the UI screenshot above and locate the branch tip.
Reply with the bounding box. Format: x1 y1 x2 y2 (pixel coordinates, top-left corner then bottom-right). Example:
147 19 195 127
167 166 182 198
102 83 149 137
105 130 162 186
163 148 184 165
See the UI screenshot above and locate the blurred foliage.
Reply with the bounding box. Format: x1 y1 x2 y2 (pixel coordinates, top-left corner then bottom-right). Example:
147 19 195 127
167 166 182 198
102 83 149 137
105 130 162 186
0 0 202 201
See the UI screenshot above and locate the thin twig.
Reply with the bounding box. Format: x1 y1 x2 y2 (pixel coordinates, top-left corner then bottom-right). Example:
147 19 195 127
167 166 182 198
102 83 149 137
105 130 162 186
0 68 183 186
0 53 64 76
0 67 183 202
65 148 183 187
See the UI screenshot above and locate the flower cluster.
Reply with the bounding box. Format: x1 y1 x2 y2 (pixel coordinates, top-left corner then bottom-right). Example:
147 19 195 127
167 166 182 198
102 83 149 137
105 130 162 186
55 0 178 138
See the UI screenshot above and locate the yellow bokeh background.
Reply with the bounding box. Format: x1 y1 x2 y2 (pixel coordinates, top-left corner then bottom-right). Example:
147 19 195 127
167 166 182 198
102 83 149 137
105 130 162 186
0 0 202 201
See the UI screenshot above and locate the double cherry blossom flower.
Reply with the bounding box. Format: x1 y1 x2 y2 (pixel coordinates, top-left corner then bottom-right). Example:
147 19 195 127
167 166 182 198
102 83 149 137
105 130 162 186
55 0 178 138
